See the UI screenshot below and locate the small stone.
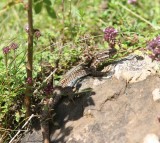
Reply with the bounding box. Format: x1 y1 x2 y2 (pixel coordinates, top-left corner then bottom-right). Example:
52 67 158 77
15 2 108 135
152 88 160 102
143 134 160 143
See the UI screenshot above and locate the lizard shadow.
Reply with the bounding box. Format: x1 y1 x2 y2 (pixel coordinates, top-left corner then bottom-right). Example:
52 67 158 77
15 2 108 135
50 87 96 143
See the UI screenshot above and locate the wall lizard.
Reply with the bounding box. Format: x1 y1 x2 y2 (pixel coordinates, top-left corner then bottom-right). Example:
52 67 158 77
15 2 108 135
51 48 118 108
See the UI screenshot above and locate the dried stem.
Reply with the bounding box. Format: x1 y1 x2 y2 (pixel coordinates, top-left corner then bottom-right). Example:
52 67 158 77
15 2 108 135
8 114 35 143
62 0 65 41
25 0 33 117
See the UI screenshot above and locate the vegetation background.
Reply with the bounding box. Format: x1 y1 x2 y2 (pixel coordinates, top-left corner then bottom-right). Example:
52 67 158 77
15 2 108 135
0 0 159 142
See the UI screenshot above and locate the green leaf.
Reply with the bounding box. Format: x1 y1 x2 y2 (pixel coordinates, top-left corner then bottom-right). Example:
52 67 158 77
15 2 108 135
44 0 52 5
15 112 20 122
34 1 43 14
71 6 81 20
45 5 57 19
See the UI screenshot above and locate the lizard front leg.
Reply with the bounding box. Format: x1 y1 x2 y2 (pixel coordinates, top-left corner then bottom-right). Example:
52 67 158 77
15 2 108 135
90 64 114 77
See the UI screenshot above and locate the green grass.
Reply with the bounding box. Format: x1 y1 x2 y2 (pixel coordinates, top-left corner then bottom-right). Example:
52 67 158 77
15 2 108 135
0 0 160 142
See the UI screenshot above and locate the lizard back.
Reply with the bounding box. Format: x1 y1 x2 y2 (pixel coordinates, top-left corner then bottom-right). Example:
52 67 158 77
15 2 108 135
60 48 117 88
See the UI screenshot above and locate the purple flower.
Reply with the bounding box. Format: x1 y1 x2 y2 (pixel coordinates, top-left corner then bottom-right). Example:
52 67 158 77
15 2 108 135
24 25 41 39
3 46 10 54
153 48 160 54
34 29 41 39
103 27 118 48
128 0 137 4
10 42 18 50
25 24 29 33
43 84 53 95
26 77 32 84
147 36 160 61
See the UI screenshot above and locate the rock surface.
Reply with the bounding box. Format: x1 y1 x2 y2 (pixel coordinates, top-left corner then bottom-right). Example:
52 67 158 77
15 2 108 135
114 54 159 83
21 75 160 143
21 55 160 143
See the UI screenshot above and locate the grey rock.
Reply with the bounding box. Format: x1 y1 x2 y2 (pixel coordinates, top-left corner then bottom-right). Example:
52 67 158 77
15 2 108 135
21 55 160 143
114 54 160 83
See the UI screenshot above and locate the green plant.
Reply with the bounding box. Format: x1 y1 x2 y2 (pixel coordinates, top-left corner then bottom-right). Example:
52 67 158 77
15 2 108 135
0 0 160 142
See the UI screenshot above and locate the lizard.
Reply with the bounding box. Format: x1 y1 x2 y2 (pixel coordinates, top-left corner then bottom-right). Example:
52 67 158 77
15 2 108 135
59 48 117 88
50 47 118 108
47 47 140 109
